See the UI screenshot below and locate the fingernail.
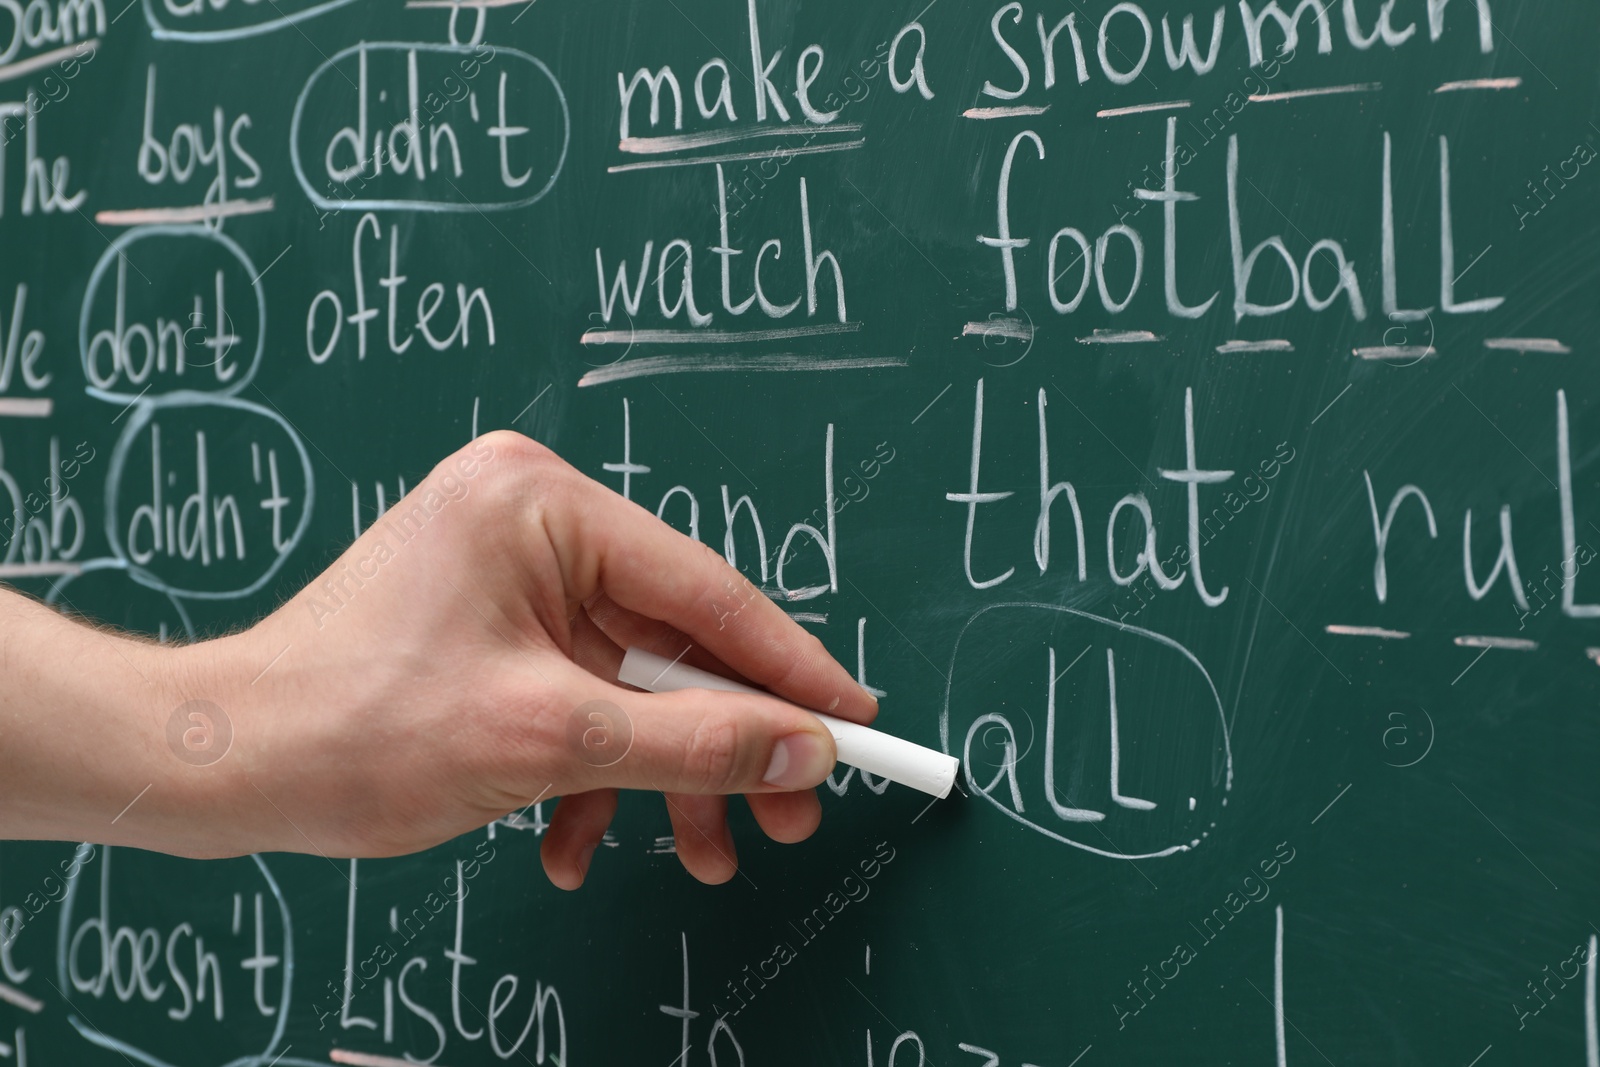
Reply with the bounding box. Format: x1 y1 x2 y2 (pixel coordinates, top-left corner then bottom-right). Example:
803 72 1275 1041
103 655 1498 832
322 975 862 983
763 731 833 789
578 842 598 880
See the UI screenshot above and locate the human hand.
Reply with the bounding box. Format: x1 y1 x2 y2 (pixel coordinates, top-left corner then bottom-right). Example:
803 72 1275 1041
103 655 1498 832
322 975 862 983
183 430 876 886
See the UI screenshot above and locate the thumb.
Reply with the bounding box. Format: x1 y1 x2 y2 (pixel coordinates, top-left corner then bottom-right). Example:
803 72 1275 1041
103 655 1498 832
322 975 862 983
577 687 839 796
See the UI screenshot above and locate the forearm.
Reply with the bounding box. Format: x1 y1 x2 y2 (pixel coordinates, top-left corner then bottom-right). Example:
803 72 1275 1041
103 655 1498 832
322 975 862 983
0 590 223 854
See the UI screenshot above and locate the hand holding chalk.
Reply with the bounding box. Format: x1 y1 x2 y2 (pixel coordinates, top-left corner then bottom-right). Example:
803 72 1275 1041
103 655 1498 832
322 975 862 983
94 429 895 888
618 647 959 799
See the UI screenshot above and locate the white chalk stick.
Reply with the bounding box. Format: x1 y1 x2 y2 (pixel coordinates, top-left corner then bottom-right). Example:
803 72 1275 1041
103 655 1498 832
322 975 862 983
617 647 958 799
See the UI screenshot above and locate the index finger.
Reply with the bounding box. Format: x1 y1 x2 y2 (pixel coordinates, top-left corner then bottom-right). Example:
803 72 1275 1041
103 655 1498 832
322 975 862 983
530 439 878 724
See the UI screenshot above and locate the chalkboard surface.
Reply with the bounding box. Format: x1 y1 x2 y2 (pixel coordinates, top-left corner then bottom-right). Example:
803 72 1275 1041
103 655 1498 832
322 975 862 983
0 0 1598 1064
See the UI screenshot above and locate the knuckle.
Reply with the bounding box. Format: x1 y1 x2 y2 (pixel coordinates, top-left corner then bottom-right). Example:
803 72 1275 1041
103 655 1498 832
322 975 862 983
681 712 743 793
483 432 560 483
471 432 566 511
477 428 548 464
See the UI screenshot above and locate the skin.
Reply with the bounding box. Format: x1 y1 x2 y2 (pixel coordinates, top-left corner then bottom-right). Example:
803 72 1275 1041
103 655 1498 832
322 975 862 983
0 430 877 889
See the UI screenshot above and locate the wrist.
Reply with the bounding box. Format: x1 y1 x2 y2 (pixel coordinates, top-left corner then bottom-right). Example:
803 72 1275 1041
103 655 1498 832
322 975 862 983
154 634 255 855
154 618 324 859
166 607 391 860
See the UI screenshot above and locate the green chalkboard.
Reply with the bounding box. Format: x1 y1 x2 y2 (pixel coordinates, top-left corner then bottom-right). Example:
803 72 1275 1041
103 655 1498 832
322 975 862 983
0 0 1598 1064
